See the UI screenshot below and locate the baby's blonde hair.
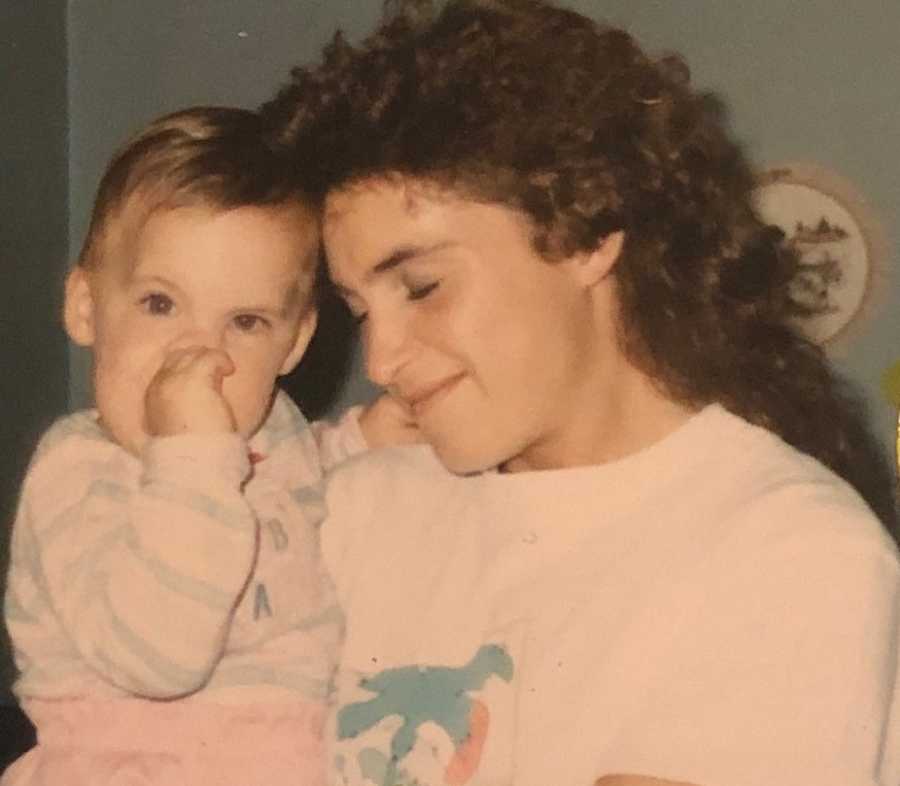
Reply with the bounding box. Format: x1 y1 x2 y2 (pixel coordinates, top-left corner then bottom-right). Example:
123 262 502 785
79 106 309 269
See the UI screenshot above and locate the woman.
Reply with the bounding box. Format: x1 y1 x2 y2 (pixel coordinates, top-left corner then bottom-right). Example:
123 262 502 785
262 2 899 784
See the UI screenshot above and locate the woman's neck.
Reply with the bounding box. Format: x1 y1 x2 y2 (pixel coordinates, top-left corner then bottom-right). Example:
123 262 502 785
501 357 696 474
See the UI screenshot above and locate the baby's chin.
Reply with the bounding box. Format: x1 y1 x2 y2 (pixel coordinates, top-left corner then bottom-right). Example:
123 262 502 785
95 414 147 458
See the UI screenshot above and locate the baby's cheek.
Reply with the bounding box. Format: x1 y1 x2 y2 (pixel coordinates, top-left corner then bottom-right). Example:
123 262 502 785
224 369 280 439
93 386 148 457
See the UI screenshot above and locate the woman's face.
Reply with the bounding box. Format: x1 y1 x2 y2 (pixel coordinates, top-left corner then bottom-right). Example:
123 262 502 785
324 178 622 473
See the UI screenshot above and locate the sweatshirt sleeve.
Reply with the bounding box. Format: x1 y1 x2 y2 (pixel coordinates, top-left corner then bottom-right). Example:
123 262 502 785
8 425 258 699
309 405 369 472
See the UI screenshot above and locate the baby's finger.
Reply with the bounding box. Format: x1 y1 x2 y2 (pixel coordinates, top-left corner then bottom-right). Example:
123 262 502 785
158 345 204 374
189 348 236 388
161 347 233 377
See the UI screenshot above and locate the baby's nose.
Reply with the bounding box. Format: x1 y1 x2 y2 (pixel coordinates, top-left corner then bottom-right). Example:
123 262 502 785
169 324 226 352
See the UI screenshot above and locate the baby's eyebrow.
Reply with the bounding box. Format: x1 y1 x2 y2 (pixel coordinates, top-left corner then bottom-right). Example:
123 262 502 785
125 272 181 293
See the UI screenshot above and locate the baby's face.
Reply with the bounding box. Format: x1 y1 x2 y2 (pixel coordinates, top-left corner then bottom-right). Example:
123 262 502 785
66 202 319 456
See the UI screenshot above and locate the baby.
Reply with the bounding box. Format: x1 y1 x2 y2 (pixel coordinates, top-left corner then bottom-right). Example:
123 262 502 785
2 107 409 785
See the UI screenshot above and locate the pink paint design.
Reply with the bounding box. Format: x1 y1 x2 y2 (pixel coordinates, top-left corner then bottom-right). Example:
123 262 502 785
444 698 489 786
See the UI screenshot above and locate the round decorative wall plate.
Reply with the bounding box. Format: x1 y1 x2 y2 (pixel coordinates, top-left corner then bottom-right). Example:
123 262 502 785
751 162 887 349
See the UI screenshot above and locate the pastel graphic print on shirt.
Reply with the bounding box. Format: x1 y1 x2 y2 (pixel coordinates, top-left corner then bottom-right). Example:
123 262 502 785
334 644 514 786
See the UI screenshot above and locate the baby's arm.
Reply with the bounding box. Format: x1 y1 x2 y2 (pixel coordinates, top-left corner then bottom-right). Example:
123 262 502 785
11 348 256 699
357 393 421 449
310 394 421 471
10 424 256 699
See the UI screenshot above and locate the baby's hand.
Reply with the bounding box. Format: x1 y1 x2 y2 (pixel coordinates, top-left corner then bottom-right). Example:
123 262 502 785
144 347 237 437
358 393 422 448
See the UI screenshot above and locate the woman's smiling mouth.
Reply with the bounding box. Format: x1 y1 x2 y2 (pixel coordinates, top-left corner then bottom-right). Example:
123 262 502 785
405 373 465 418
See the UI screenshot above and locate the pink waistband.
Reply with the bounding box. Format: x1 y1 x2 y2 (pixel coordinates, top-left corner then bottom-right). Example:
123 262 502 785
23 697 326 755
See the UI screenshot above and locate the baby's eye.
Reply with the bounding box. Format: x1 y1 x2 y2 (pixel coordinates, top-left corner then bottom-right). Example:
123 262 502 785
407 281 439 301
232 314 269 333
140 292 174 316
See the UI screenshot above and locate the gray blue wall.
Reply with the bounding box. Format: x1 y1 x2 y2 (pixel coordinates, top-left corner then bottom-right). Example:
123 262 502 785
2 1 70 701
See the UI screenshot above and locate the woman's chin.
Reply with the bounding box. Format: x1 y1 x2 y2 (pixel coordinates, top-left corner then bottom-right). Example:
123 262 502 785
428 436 507 476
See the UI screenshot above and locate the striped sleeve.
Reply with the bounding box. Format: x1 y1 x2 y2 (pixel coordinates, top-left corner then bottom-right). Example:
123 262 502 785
10 425 257 698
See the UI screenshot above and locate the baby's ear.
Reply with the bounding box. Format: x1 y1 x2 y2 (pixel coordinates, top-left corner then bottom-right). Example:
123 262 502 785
63 265 96 346
279 308 318 376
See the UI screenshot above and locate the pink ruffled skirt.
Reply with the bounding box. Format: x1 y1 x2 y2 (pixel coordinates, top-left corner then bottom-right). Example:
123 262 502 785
2 698 326 786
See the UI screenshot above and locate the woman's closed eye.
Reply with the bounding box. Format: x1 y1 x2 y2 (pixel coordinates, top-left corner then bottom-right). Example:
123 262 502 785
139 292 174 316
407 280 439 301
342 278 440 326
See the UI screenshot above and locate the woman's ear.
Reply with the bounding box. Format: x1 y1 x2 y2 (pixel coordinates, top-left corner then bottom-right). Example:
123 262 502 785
63 265 96 347
279 308 319 376
572 230 625 288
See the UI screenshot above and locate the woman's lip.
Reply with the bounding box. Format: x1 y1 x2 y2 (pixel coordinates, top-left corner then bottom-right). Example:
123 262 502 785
407 374 464 416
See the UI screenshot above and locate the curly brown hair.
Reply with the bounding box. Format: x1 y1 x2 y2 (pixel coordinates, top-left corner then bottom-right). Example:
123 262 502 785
262 0 896 527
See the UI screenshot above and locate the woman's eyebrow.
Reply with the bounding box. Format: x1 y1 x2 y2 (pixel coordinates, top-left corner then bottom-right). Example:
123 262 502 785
369 242 453 279
332 242 457 300
334 242 454 298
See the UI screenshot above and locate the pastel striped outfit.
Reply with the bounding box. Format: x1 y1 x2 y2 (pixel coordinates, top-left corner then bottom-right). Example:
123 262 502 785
3 391 365 786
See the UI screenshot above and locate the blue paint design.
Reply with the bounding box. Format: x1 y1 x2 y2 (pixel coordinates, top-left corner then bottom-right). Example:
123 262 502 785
265 518 289 551
357 748 391 784
253 583 273 619
338 643 514 784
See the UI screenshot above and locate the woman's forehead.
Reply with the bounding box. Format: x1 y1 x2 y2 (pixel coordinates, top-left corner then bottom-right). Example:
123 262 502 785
324 176 446 220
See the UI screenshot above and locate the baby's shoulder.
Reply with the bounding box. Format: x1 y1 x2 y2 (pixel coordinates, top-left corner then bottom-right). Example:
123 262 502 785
32 409 109 462
18 410 123 501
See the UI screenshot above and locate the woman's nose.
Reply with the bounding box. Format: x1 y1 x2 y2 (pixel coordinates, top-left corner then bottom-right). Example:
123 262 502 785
363 313 412 388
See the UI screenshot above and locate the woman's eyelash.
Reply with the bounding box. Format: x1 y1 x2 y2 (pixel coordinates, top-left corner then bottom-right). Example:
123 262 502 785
407 281 439 301
344 279 439 325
